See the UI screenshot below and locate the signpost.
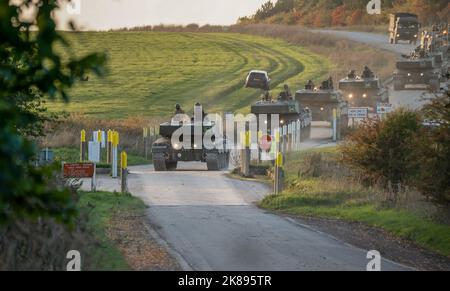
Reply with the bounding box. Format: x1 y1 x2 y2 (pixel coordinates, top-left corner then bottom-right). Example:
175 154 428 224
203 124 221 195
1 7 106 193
377 103 393 119
63 163 96 191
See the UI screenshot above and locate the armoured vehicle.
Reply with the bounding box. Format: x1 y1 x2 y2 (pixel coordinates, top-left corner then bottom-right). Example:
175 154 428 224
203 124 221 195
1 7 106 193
152 105 230 171
338 67 384 108
245 70 312 140
393 49 442 92
389 13 419 44
295 78 349 125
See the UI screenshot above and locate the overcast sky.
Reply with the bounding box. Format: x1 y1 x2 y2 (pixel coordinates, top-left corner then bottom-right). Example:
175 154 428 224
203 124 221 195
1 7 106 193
55 0 269 30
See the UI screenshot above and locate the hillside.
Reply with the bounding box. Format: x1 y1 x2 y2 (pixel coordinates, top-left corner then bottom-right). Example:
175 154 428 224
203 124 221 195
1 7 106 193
49 32 330 119
239 0 450 28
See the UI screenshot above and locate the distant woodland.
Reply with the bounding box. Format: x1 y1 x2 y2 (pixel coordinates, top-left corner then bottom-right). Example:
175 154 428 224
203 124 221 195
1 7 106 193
238 0 450 27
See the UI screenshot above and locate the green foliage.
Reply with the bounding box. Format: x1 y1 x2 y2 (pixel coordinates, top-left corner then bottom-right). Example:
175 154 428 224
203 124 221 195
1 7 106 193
417 94 450 206
0 1 106 225
340 110 422 187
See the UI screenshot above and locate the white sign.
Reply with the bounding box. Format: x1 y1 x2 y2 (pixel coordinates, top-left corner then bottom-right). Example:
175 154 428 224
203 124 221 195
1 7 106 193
348 107 369 119
377 103 393 114
88 141 100 163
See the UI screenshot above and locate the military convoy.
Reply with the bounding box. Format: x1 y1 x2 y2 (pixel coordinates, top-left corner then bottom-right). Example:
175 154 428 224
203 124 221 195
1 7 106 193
295 78 349 125
152 104 230 171
338 67 384 108
389 13 420 45
246 71 312 140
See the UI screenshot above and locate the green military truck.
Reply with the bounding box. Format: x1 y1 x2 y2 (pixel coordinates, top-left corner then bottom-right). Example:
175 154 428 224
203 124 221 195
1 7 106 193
389 13 420 45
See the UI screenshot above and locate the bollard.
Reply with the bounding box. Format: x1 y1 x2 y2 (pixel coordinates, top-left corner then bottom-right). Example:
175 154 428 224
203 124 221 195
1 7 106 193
107 130 112 164
80 130 87 162
240 131 251 177
112 131 119 178
121 151 128 193
274 152 284 194
143 127 149 160
332 109 337 142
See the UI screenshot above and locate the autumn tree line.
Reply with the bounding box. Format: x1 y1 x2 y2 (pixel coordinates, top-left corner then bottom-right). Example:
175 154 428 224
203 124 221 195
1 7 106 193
239 0 450 27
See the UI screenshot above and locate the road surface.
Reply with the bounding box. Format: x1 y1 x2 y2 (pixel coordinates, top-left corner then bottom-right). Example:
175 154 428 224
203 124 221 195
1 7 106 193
316 30 445 110
84 126 410 271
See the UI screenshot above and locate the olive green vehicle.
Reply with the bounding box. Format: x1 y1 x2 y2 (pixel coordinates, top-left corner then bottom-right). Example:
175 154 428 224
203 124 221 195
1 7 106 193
394 49 442 92
338 67 384 109
245 70 312 140
295 78 349 125
152 106 230 171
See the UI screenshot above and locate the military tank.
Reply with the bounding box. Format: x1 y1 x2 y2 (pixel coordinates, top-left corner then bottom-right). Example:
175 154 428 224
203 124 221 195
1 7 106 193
245 70 312 140
338 67 384 108
393 49 442 92
152 104 230 171
295 78 349 124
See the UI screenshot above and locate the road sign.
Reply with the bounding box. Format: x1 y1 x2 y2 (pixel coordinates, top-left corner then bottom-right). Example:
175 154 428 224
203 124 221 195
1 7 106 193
348 107 369 119
63 163 95 178
88 141 101 163
377 103 393 114
259 134 272 151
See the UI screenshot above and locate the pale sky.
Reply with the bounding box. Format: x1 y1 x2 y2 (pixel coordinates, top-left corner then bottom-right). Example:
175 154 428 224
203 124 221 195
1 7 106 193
55 0 269 30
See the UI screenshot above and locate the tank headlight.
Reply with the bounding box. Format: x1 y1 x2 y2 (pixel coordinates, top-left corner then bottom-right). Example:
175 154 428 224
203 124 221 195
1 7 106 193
414 35 417 38
280 120 285 125
173 143 182 150
193 144 198 149
408 73 411 76
397 34 400 37
363 94 367 98
320 107 324 111
420 73 424 76
348 94 353 99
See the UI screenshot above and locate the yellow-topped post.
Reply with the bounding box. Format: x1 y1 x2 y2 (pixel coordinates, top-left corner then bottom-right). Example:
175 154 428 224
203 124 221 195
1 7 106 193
80 129 87 162
120 151 128 193
111 131 119 178
107 130 112 164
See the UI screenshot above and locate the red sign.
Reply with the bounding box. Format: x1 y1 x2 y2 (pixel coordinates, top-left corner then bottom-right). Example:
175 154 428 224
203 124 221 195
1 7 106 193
259 135 273 151
63 163 95 178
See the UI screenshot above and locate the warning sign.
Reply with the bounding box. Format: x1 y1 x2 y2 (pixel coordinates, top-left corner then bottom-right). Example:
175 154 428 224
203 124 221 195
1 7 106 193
63 163 95 178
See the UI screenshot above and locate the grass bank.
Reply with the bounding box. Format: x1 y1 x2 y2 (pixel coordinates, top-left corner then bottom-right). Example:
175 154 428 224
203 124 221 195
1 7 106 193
78 191 147 270
260 148 450 257
54 147 150 166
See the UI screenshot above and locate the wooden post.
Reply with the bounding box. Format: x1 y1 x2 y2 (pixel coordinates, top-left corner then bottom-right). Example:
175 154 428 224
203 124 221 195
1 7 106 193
80 130 87 162
121 151 128 193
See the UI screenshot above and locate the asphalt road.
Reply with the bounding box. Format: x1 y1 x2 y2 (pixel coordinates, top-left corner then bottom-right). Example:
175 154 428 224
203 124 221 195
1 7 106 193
85 126 410 271
316 30 444 110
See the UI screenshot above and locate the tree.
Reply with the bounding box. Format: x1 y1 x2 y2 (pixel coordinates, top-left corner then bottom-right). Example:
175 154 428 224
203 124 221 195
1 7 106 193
0 0 106 225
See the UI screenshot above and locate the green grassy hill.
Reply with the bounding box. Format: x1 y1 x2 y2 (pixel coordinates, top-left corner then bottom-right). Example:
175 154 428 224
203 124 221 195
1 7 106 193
50 32 330 119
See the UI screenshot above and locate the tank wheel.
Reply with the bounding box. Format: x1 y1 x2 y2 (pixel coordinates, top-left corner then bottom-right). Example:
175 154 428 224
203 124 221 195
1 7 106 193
206 154 220 171
167 161 178 171
394 80 405 91
429 79 440 92
153 157 167 172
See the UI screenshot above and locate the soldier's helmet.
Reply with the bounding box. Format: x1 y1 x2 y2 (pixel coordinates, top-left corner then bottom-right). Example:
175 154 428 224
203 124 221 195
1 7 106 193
176 104 181 110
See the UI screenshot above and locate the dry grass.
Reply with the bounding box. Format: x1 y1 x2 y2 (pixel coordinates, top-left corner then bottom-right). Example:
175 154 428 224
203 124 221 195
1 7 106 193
40 114 164 155
229 24 397 81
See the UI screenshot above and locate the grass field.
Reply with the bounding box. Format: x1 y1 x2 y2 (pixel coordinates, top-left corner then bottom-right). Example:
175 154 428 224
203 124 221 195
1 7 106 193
260 148 450 257
50 32 330 119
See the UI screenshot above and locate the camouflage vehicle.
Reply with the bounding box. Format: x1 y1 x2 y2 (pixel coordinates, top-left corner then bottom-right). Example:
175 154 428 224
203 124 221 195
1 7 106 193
389 13 420 45
245 70 312 139
338 67 384 108
152 105 230 171
251 99 312 141
295 78 349 124
394 49 442 92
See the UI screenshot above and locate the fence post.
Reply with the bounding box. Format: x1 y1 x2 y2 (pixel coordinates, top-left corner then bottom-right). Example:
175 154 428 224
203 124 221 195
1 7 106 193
274 152 284 194
112 131 119 178
240 130 250 177
143 127 149 160
80 130 87 162
107 129 112 164
121 151 128 193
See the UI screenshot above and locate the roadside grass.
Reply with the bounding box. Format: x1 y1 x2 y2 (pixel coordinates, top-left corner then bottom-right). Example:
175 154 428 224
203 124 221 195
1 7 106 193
259 148 450 258
54 147 150 166
78 191 147 271
49 32 330 119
